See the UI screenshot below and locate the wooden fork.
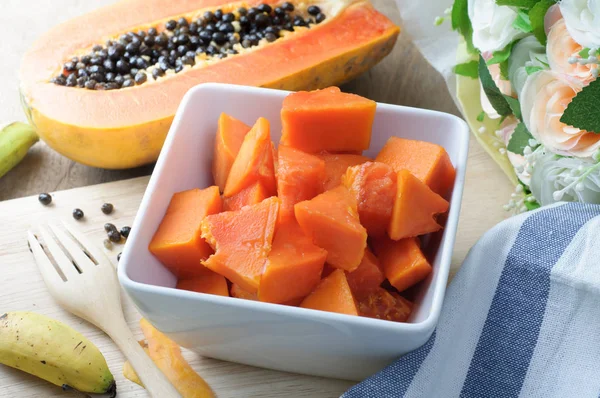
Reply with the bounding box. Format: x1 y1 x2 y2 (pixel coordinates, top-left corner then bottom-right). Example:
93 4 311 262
27 222 180 398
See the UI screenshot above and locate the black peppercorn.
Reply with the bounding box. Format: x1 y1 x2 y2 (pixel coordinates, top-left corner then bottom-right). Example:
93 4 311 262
101 203 114 214
72 208 84 220
38 193 52 205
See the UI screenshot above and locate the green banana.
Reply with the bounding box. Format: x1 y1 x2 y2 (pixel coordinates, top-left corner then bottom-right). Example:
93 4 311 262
0 312 116 396
0 122 38 179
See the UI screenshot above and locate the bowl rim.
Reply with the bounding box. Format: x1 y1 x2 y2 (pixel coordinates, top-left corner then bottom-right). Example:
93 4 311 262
118 82 470 335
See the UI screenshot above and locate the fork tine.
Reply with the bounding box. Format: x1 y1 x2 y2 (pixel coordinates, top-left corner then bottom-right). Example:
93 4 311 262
27 230 65 285
38 225 81 280
61 221 108 266
48 224 96 272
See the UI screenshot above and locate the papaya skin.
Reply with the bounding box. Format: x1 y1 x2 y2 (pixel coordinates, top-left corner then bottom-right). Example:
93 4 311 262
20 0 399 169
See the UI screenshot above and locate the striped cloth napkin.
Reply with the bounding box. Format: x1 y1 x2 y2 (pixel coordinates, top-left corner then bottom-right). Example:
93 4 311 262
343 202 600 398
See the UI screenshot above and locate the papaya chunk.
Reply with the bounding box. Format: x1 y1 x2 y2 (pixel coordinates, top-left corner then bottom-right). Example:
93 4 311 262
176 271 229 297
357 288 413 323
346 249 385 299
222 182 270 212
294 186 367 272
149 186 222 279
375 137 456 197
372 237 432 292
388 170 449 240
212 113 251 192
259 221 327 304
342 161 397 237
281 87 376 153
224 117 276 198
300 269 358 316
201 197 280 293
276 146 326 221
316 153 372 191
230 284 258 301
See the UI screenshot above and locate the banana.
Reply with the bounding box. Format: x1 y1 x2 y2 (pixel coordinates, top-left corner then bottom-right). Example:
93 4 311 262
0 312 116 396
0 122 38 179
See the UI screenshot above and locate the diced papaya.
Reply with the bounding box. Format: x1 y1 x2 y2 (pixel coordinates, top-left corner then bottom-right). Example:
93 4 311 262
230 284 258 301
149 186 222 279
295 186 367 271
176 271 229 297
281 87 376 153
276 146 326 221
259 221 327 304
372 237 432 292
300 269 359 316
201 197 280 293
346 249 385 299
222 182 270 212
316 153 372 191
224 117 276 197
388 170 449 240
212 113 251 192
322 264 336 278
342 162 397 237
375 137 456 197
357 288 413 322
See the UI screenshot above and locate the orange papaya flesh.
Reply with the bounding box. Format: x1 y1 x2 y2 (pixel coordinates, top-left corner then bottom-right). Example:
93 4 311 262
213 113 252 192
20 0 400 169
222 182 270 212
357 288 413 322
281 87 377 153
149 186 222 279
224 117 276 197
316 153 372 191
300 269 359 316
294 186 367 272
259 221 327 304
321 263 337 278
201 196 280 293
388 169 450 240
276 146 326 221
346 249 385 299
372 237 432 292
176 271 230 297
375 137 456 197
342 161 397 238
230 284 258 301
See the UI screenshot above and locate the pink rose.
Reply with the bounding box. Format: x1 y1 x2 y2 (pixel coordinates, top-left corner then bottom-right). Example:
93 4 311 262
547 18 594 81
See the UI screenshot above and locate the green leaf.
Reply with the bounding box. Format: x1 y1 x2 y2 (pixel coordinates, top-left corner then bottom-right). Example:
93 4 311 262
525 199 541 211
479 56 512 116
579 48 590 58
560 78 600 133
530 0 556 45
504 95 522 121
497 0 540 7
452 0 476 53
513 10 533 32
487 42 514 66
477 111 485 122
507 122 534 155
525 65 544 75
454 61 479 78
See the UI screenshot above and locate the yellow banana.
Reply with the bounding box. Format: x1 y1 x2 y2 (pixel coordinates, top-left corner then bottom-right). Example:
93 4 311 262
0 122 38 179
0 312 116 396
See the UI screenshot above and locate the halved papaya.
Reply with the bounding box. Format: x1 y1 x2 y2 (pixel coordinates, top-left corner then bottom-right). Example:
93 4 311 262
213 113 252 192
20 0 400 169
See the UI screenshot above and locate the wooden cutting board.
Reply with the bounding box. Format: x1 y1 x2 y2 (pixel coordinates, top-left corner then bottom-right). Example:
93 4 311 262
0 139 512 397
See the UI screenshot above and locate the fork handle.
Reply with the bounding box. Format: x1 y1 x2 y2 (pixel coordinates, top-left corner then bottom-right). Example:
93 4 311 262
106 318 181 397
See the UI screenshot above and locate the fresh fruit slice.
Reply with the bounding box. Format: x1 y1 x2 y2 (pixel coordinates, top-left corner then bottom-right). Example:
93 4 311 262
224 117 276 197
230 284 258 301
300 269 358 316
342 161 397 237
372 237 432 292
20 0 399 169
176 271 229 297
259 221 327 304
276 146 326 221
149 186 222 279
0 122 38 179
316 153 372 190
222 182 270 212
295 186 367 271
281 87 376 153
201 197 280 293
375 137 456 197
388 170 449 240
357 288 413 322
346 249 385 299
213 113 251 192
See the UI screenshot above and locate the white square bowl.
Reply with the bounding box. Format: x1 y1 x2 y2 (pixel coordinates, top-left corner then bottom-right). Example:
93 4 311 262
118 83 469 381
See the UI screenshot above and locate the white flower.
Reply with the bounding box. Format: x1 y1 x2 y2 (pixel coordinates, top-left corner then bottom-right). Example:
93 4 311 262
507 36 548 97
468 0 527 53
559 0 600 48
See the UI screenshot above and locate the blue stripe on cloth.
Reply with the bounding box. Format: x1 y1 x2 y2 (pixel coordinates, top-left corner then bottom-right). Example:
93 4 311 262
342 331 436 398
460 203 600 398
